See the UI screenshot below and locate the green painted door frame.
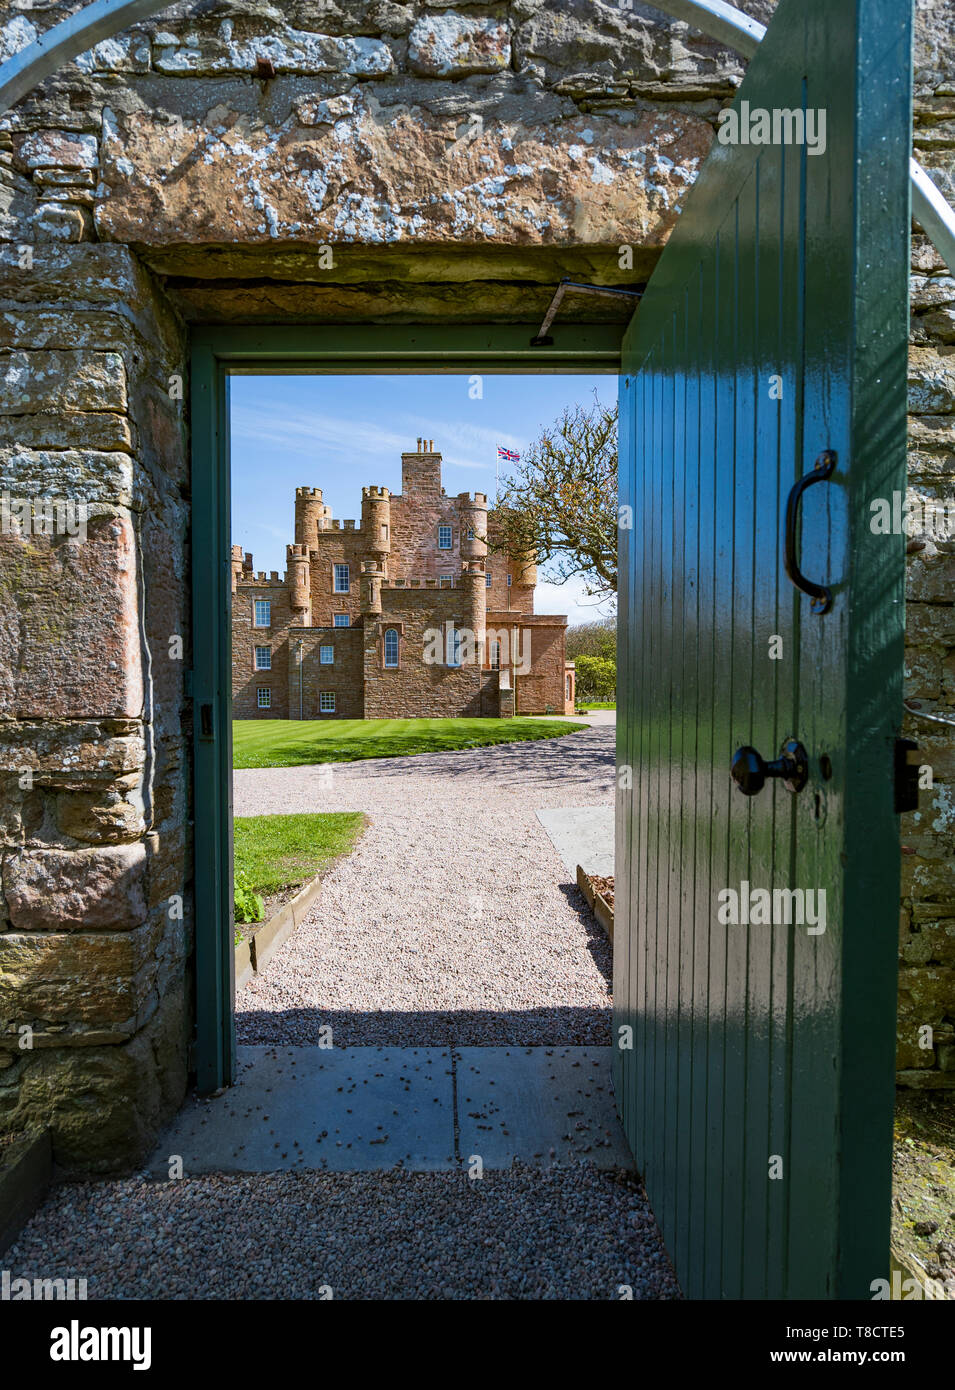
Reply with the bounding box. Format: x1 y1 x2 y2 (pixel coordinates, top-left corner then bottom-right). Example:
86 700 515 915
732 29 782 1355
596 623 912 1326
189 324 623 1092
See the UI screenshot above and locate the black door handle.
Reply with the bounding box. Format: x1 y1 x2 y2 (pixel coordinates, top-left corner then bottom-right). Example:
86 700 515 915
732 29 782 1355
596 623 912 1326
731 739 809 795
785 450 836 614
200 703 214 738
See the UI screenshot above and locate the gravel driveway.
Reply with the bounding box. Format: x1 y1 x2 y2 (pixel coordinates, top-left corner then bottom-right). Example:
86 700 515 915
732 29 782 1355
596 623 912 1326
234 720 615 1047
7 1163 680 1300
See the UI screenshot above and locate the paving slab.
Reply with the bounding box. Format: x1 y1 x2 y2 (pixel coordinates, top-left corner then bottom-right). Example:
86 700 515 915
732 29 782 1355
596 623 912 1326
456 1046 634 1169
147 1046 455 1175
146 1045 634 1176
535 805 615 878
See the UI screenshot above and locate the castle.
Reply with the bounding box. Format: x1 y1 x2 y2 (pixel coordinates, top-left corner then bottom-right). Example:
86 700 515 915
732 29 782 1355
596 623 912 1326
232 440 576 720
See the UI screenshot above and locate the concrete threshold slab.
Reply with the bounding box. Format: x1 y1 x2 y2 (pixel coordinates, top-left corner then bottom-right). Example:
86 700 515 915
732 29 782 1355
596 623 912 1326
148 1047 455 1176
456 1047 633 1169
147 1046 633 1175
535 806 614 878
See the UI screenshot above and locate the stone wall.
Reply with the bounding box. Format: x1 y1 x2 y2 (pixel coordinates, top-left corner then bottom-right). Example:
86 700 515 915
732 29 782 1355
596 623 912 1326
296 624 365 719
0 0 951 1172
0 246 190 1170
232 574 295 718
363 588 483 717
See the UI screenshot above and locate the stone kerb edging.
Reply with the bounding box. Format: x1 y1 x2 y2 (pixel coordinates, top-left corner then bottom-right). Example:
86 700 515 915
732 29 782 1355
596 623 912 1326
235 871 326 991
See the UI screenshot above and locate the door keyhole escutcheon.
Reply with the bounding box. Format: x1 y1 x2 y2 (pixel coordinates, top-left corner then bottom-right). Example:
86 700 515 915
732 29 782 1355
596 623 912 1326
731 738 810 796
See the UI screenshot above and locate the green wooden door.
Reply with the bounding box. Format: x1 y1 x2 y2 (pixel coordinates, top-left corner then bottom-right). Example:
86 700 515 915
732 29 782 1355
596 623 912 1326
615 0 912 1299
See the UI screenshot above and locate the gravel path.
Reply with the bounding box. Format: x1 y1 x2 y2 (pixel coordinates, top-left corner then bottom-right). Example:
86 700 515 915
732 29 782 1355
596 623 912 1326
234 722 616 1047
6 1163 680 1300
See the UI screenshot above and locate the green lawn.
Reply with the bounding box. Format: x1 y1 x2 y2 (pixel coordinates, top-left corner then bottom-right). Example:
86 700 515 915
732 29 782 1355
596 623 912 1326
577 701 616 711
234 811 366 897
233 717 588 769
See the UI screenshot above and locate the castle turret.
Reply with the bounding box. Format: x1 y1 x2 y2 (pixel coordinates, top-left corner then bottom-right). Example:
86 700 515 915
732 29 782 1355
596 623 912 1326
511 546 538 588
461 559 486 664
287 542 311 622
295 486 330 549
458 491 488 562
361 486 391 561
360 558 384 615
231 545 253 592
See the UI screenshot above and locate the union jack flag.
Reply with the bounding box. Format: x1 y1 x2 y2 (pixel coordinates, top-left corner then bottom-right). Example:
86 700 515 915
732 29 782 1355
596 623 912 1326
497 447 520 462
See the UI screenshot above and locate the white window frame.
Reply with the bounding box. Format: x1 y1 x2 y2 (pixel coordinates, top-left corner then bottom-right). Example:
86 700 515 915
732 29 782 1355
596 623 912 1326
320 691 336 713
485 570 492 588
333 563 350 593
319 644 334 665
384 628 399 668
439 574 453 588
489 640 501 671
254 645 271 670
333 613 350 628
437 525 453 550
256 687 271 709
446 625 462 668
506 574 512 587
253 599 271 627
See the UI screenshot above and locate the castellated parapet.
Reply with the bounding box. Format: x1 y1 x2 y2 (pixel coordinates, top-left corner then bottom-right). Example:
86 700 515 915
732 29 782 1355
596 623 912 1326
233 442 570 723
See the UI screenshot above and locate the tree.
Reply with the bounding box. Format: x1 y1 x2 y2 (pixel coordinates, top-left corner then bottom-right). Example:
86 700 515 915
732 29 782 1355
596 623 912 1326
491 395 618 598
574 655 616 702
566 617 616 663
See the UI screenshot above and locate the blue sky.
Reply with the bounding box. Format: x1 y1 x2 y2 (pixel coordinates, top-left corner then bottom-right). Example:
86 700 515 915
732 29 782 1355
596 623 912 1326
230 373 617 626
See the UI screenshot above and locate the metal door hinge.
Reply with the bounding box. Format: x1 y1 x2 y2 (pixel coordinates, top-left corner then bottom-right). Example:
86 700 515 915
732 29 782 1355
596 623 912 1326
894 738 919 814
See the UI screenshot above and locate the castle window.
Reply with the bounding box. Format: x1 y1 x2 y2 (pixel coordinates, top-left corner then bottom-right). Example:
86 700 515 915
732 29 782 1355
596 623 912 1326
320 692 336 713
384 628 399 668
485 570 492 588
381 524 388 541
438 525 452 550
320 645 334 665
446 625 462 668
439 574 453 588
254 599 271 627
467 526 474 540
334 563 350 593
257 687 271 709
489 640 501 671
254 646 271 670
333 614 350 628
507 574 512 587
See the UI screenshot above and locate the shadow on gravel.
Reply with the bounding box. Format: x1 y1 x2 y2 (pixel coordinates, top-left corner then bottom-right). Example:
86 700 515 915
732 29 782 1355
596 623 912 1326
236 1003 613 1047
311 724 616 790
557 882 613 987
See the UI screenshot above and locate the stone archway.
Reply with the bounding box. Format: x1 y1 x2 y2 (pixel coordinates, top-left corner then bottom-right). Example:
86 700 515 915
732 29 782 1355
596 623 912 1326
0 0 952 1174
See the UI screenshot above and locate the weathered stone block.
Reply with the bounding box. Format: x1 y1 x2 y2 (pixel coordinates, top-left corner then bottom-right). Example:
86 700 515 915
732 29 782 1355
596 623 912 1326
908 345 955 414
3 843 147 930
0 515 144 720
54 777 145 846
15 133 98 173
152 27 393 77
0 983 188 1173
0 922 155 1025
0 350 126 415
409 13 510 76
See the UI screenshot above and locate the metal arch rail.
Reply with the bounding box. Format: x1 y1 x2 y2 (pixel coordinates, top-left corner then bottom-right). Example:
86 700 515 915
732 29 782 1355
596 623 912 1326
646 0 955 273
0 0 171 114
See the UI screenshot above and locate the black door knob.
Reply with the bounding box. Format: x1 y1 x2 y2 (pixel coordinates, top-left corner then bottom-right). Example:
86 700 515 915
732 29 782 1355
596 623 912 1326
731 738 809 796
